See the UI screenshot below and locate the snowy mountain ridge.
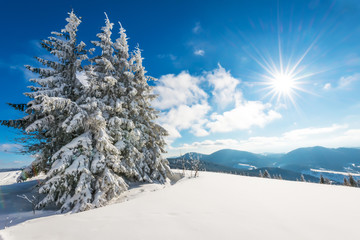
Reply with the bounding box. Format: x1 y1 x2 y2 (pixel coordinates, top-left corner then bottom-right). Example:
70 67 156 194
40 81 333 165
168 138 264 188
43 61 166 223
168 146 360 182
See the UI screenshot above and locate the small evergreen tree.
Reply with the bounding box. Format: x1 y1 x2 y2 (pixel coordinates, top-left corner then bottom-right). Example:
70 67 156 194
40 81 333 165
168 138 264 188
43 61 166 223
263 170 270 178
343 177 350 186
348 174 358 187
324 177 331 184
320 175 331 184
300 174 306 182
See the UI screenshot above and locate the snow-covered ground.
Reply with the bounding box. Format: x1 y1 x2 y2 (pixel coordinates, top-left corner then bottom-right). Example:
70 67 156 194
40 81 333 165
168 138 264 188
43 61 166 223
0 170 175 230
0 171 55 229
0 171 46 186
1 171 360 240
0 172 21 186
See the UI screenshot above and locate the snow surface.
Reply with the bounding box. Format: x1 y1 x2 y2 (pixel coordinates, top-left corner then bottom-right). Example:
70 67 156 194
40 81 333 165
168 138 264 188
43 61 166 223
237 163 257 170
311 168 360 176
0 171 53 229
0 172 21 186
0 171 46 186
1 171 360 240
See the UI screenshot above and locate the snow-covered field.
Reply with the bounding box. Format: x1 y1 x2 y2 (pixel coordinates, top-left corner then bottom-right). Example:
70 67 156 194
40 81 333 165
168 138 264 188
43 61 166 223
0 171 47 186
0 172 21 186
1 171 360 240
0 171 54 229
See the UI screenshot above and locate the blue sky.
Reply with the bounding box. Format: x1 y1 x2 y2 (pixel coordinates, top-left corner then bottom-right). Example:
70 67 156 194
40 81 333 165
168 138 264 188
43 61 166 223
1 0 360 167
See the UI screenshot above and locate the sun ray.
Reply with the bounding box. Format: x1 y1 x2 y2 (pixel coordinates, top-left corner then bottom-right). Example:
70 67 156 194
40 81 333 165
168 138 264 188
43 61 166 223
249 32 326 106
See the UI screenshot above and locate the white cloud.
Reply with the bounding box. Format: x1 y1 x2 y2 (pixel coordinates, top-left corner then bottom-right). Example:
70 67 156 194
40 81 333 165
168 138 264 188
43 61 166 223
192 22 201 34
338 73 360 89
184 139 239 148
322 74 360 91
161 124 181 144
153 71 207 110
159 102 211 140
207 101 281 133
0 144 22 153
154 65 281 145
282 124 347 140
206 64 241 109
323 83 331 90
161 103 209 131
194 49 205 56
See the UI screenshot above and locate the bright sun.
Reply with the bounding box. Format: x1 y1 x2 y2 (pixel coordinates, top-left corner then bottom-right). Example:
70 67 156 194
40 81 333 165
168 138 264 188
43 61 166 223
262 69 304 105
254 46 315 106
271 73 296 97
248 30 318 106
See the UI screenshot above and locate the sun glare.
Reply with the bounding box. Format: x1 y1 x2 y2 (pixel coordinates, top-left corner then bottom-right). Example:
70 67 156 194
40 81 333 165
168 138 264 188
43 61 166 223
271 73 296 96
250 40 318 106
260 66 308 106
244 13 322 107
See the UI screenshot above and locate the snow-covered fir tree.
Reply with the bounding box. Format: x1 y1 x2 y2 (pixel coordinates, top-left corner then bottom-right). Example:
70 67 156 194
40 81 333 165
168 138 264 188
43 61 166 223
300 174 306 182
262 169 270 178
348 175 358 187
36 14 171 212
122 46 171 182
8 10 90 181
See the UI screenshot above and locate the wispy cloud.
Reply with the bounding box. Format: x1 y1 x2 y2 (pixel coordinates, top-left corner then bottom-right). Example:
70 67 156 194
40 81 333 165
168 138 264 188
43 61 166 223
0 144 22 153
157 54 177 61
338 73 360 89
323 83 331 90
194 49 205 56
192 22 202 34
322 73 360 91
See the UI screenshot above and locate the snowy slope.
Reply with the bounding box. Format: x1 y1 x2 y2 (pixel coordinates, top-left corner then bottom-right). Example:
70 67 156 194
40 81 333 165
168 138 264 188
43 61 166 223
1 171 360 240
0 171 46 186
0 171 21 186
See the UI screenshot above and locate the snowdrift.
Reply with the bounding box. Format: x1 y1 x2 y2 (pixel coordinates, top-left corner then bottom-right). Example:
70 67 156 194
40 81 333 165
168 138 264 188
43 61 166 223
1 171 360 240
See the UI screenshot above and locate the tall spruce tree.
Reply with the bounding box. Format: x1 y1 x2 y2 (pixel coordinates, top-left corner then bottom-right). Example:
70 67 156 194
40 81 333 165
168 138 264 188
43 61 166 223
2 11 90 181
124 46 170 182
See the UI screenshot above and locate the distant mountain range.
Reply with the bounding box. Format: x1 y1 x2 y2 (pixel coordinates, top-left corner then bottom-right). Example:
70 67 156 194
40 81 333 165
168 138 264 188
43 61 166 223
168 146 360 183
